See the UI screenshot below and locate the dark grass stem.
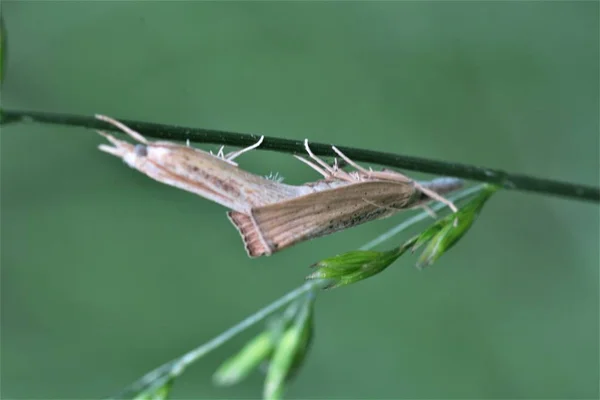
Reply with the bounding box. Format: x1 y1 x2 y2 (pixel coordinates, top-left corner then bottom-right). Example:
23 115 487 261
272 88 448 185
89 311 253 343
1 108 598 203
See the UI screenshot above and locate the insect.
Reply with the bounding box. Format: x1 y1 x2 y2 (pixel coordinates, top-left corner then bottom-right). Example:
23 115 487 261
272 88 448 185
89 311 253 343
95 115 462 257
228 140 462 257
96 114 312 213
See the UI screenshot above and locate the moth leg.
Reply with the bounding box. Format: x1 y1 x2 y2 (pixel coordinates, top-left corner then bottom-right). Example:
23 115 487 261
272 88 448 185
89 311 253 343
348 171 361 181
331 157 349 174
331 146 372 177
294 155 330 179
303 139 337 175
304 140 354 181
209 146 238 166
413 182 458 213
210 146 230 165
331 145 458 212
380 170 458 212
420 204 438 219
225 136 264 162
209 146 239 166
95 115 149 144
378 171 458 213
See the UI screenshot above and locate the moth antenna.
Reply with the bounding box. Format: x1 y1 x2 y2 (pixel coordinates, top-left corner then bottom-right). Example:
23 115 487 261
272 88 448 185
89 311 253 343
293 155 330 179
226 136 264 162
95 114 149 144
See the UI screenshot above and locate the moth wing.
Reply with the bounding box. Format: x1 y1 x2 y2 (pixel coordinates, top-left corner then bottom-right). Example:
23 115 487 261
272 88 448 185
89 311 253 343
228 181 416 257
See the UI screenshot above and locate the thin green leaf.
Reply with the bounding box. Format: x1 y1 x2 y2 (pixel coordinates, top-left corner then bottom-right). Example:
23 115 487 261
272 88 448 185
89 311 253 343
111 361 176 400
308 247 406 289
263 294 315 399
212 331 276 387
412 184 499 268
133 378 173 400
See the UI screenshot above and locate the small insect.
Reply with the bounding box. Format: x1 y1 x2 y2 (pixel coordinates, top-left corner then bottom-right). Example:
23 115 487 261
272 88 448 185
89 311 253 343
95 115 462 257
95 114 310 213
228 140 462 257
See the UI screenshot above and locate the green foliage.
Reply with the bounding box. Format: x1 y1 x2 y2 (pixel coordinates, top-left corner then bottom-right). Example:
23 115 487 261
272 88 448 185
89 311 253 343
306 185 499 290
307 248 406 289
132 379 173 400
263 294 315 400
213 330 277 386
212 293 316 399
111 361 177 400
106 185 498 399
409 184 499 268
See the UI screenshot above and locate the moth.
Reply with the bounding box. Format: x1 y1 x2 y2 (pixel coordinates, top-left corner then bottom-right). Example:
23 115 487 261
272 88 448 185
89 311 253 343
228 141 462 257
95 114 320 214
95 115 462 257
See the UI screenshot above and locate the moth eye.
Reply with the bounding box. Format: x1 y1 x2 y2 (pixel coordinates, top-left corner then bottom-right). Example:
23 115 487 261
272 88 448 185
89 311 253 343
134 144 148 157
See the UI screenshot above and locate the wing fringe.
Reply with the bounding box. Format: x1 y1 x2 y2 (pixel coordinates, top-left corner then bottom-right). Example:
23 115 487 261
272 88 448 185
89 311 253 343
227 211 272 257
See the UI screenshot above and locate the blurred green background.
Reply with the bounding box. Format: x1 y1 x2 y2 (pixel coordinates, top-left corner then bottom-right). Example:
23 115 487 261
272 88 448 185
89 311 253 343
1 2 598 399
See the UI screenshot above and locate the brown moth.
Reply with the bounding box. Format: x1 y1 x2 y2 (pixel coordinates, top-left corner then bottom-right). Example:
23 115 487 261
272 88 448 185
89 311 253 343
95 114 335 213
95 115 462 258
228 140 462 257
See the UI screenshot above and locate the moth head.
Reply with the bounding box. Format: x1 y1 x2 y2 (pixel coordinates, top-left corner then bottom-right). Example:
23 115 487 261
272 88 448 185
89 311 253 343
120 144 150 168
97 130 148 168
134 144 148 157
95 114 153 168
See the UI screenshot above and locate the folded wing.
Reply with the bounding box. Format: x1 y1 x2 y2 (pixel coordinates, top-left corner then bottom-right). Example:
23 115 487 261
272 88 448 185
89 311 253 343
228 180 417 257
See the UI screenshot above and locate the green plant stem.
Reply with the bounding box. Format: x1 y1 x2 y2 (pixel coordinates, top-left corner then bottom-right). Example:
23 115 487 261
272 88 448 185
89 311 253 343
1 108 598 203
114 282 320 398
111 184 486 398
